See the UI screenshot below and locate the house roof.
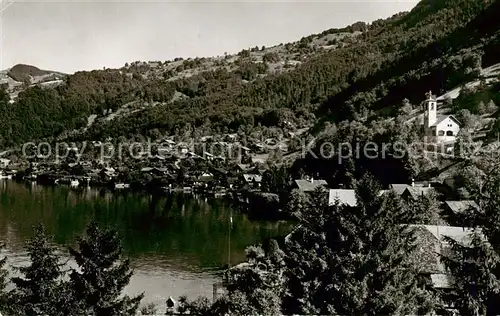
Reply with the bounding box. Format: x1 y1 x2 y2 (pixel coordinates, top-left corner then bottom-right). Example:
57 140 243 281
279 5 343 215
328 189 357 207
243 174 262 183
154 167 168 173
430 115 461 127
444 200 479 214
237 164 250 171
378 190 390 197
294 179 328 192
408 224 479 246
404 186 434 199
251 157 266 164
390 184 410 195
431 273 453 289
406 224 480 279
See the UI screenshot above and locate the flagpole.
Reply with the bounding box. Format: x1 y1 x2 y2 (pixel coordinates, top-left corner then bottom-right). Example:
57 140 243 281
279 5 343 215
228 210 232 271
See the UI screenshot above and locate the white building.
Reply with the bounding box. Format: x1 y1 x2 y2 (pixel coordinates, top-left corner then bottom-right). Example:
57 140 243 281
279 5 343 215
0 158 10 169
422 91 461 144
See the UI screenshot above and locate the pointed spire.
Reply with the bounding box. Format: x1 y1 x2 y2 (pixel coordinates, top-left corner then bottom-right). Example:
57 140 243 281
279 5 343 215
426 90 434 100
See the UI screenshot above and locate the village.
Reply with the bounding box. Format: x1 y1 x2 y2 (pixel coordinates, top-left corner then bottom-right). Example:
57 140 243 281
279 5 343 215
0 123 312 218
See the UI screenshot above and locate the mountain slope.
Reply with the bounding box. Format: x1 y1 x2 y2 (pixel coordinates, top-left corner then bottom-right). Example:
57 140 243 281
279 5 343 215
0 0 498 148
87 0 495 140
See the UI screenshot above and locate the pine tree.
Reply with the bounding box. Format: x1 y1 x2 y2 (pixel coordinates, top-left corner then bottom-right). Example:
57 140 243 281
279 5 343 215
441 163 500 314
9 223 68 316
68 221 143 316
404 190 442 225
282 173 437 314
478 100 488 115
487 100 498 114
0 244 10 314
177 173 438 315
441 231 500 315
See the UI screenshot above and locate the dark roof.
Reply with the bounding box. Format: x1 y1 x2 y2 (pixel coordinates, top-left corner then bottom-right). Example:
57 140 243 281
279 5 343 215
294 179 328 192
444 200 479 214
407 225 479 273
403 186 434 200
390 184 410 195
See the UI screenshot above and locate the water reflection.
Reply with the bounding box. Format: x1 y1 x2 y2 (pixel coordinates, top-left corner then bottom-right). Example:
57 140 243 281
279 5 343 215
0 180 292 306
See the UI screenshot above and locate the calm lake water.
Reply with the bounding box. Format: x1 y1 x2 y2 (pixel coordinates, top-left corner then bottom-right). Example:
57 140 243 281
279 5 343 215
0 180 292 309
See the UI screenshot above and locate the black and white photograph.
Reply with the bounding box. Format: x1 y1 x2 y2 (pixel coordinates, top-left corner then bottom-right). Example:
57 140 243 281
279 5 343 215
0 0 499 314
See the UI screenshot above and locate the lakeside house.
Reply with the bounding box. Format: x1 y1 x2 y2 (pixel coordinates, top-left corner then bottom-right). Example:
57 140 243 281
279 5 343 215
99 167 117 181
242 174 262 189
141 167 169 177
200 136 213 142
0 158 11 169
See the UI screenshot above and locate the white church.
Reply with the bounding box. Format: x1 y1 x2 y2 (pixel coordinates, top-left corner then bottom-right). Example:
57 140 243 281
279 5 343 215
421 91 461 144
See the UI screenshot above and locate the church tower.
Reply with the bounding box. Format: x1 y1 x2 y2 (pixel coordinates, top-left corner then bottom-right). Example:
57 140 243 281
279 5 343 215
423 91 437 128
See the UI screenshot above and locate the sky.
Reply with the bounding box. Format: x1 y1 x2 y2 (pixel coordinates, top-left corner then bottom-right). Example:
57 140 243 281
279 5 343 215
0 0 419 74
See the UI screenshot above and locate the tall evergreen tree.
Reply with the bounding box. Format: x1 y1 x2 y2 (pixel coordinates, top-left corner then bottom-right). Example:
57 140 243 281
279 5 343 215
441 231 500 315
68 221 143 316
9 223 68 316
178 173 440 315
441 163 500 315
283 173 437 314
0 244 10 314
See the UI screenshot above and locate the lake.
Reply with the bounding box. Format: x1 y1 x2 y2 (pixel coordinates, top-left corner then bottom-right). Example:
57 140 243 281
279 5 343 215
0 180 292 310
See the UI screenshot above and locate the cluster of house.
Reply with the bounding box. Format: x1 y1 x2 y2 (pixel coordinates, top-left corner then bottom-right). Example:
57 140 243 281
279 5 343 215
4 151 273 197
290 176 480 311
0 127 302 194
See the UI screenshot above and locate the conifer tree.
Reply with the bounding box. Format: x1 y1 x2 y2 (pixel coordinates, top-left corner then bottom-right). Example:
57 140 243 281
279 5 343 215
0 244 9 314
223 240 286 316
9 223 68 316
178 173 438 315
441 231 500 315
487 100 498 114
441 164 500 314
68 221 143 316
404 190 442 225
283 173 437 315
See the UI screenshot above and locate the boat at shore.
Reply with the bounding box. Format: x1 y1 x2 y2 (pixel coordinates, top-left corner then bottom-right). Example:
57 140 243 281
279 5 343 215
0 173 12 179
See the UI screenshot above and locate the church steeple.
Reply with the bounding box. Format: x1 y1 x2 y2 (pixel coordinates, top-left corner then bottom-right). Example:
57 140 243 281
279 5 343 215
423 91 437 128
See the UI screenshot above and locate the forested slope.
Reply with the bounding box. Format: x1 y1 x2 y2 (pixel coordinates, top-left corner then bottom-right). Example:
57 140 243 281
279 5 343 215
0 0 497 147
